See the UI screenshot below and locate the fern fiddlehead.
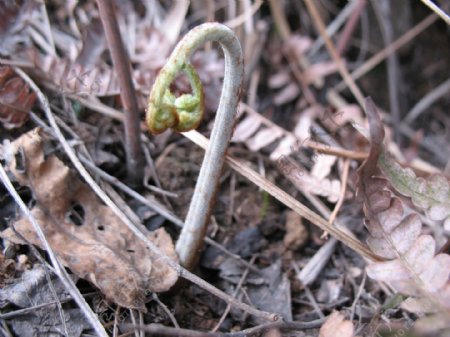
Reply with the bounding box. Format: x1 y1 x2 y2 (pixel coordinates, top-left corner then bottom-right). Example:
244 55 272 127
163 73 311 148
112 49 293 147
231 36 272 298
146 23 243 270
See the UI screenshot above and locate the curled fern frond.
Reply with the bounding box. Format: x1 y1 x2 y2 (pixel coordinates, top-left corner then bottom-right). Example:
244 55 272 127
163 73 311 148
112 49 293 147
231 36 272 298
146 62 204 134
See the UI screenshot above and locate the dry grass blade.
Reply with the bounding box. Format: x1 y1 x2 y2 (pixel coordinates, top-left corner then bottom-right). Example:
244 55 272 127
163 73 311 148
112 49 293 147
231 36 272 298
334 14 438 93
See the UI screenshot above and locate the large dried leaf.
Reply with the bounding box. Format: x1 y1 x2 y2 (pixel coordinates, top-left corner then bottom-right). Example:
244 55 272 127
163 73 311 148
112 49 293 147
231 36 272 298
1 129 178 310
358 98 450 332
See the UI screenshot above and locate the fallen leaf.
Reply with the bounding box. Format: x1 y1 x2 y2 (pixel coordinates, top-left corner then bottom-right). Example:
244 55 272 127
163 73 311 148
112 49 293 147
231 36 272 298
1 129 178 310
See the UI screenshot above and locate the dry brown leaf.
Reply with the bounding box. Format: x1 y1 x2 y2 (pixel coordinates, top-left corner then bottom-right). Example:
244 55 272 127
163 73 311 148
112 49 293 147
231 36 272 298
277 155 341 203
1 129 178 310
232 105 340 202
293 105 322 141
30 52 121 96
319 311 355 337
285 34 313 59
268 70 291 89
0 66 36 129
269 134 297 160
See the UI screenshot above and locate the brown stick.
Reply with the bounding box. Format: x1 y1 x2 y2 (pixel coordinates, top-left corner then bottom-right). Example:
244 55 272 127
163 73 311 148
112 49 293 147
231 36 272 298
96 0 143 185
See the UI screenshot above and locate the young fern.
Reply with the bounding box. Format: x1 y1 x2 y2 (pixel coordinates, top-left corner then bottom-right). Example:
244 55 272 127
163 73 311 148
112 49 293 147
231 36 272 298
146 23 243 270
147 62 204 133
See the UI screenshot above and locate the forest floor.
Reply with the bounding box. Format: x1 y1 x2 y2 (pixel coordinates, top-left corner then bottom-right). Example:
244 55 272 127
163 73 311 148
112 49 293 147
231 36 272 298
0 1 449 337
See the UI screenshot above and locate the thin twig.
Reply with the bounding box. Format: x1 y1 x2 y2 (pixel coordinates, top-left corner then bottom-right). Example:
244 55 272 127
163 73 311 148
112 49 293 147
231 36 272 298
328 159 350 225
350 272 366 321
371 0 402 143
268 0 291 40
303 286 325 319
0 297 73 320
96 0 143 184
336 0 367 56
113 305 121 337
152 293 180 328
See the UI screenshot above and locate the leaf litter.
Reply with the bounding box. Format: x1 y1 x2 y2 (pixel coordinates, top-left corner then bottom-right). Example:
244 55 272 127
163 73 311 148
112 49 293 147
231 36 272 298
1 1 450 336
0 265 90 337
1 129 178 310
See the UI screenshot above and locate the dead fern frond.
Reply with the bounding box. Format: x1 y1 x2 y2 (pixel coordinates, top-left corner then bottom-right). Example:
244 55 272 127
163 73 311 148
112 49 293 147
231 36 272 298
379 151 450 229
358 97 450 335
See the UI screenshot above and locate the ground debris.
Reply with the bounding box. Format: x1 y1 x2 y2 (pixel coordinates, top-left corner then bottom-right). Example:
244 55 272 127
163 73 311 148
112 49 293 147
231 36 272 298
1 129 178 310
0 265 90 337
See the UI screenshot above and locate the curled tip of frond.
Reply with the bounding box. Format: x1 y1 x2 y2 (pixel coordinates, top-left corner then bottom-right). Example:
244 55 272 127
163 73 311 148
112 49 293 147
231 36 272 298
146 63 204 135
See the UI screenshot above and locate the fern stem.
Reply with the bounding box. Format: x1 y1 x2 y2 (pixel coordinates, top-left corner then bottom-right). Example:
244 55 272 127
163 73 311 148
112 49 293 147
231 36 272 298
146 23 244 270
